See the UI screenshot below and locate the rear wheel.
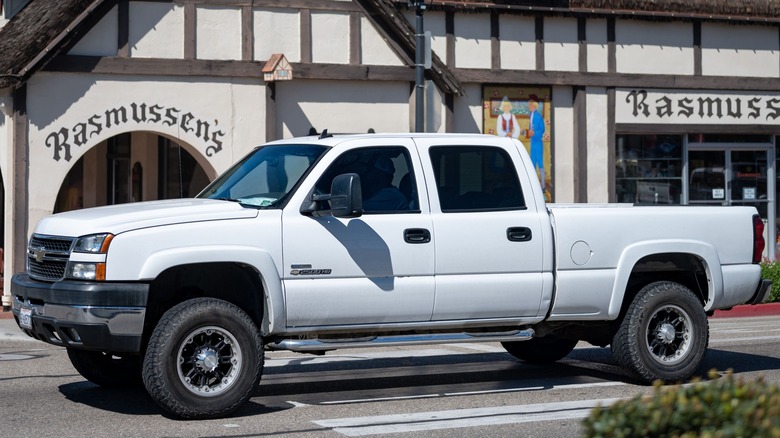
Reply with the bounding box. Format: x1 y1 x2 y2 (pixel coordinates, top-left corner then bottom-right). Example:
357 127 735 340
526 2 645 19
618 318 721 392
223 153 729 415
67 349 142 388
611 281 708 383
502 337 578 364
142 298 264 419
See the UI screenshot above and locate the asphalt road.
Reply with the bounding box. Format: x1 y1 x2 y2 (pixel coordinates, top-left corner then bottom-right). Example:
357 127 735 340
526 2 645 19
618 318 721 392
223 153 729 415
2 313 780 437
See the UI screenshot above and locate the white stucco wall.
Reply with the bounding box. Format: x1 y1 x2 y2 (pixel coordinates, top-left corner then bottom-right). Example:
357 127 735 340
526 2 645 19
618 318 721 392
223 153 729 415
702 23 779 78
129 2 184 59
453 83 483 134
25 72 264 228
500 15 535 71
254 8 300 62
586 19 608 73
69 5 118 56
361 16 404 66
552 85 574 203
276 80 410 137
424 12 448 66
544 17 578 72
197 6 241 61
311 11 350 64
586 88 609 202
454 14 491 69
0 93 10 188
615 20 693 75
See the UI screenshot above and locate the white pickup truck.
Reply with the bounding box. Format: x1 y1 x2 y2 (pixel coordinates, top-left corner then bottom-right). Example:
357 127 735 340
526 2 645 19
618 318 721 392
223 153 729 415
10 133 771 419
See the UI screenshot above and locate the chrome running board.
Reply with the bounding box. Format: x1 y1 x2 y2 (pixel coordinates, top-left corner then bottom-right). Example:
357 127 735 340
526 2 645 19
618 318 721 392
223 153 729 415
268 329 535 352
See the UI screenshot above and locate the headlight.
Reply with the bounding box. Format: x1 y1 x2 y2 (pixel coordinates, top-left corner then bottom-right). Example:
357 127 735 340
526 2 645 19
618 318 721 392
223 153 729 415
68 262 105 281
73 233 113 253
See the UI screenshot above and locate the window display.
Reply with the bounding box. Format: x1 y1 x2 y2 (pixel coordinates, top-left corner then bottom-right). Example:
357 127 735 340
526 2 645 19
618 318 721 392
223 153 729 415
615 134 683 205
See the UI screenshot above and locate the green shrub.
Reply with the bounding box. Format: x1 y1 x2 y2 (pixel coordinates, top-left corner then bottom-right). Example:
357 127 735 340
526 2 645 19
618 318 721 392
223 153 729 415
761 260 780 303
582 370 780 438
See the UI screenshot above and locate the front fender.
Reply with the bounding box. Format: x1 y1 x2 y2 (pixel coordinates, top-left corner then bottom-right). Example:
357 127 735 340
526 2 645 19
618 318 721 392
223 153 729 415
608 240 723 319
138 245 285 335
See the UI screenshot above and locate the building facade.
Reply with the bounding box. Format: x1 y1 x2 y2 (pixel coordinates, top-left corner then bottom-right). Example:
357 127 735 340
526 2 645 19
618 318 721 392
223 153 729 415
2 0 780 309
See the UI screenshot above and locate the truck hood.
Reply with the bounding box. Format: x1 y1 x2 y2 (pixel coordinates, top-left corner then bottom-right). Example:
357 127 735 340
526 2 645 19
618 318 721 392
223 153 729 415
34 199 259 237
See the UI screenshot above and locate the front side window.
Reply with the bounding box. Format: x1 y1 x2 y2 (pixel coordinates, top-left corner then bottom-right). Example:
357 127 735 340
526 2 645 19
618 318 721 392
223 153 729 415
315 147 418 213
429 146 525 212
199 144 328 208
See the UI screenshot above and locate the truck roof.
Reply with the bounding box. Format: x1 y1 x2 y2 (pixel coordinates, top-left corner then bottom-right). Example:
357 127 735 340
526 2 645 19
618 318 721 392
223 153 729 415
264 132 508 148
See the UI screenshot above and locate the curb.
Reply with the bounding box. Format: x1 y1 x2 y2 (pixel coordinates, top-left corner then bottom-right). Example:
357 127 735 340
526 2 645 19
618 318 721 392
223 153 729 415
711 302 780 318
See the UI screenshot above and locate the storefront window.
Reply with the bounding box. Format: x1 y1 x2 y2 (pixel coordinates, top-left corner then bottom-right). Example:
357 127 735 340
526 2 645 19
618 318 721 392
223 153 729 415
615 134 683 205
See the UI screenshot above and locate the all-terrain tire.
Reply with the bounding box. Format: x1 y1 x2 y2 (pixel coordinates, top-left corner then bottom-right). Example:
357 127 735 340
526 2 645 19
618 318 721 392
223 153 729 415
611 281 709 383
142 298 264 419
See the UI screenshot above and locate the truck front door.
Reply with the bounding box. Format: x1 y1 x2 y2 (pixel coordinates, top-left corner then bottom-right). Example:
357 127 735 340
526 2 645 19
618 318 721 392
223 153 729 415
282 140 435 327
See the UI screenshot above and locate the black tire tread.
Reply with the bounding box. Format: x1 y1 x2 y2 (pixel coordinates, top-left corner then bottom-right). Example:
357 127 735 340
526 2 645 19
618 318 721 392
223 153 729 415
612 281 709 383
142 298 264 419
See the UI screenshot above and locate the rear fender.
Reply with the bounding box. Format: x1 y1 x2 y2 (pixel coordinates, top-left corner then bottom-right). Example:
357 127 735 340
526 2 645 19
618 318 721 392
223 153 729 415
608 240 722 319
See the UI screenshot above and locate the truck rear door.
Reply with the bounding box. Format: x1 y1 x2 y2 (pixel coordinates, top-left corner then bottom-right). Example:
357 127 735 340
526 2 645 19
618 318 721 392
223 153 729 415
415 137 552 320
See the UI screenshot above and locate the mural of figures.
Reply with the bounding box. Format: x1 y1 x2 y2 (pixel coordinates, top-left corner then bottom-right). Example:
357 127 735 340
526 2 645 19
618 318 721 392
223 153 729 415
483 86 552 202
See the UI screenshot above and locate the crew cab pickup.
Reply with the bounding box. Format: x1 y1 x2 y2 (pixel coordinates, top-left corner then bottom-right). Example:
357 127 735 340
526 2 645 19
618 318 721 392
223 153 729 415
11 133 771 419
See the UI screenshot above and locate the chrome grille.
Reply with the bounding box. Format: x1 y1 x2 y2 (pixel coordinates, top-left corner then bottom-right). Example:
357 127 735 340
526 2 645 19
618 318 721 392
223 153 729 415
27 234 74 281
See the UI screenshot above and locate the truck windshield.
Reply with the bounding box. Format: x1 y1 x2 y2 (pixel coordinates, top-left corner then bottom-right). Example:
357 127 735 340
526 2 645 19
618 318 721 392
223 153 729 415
198 144 328 208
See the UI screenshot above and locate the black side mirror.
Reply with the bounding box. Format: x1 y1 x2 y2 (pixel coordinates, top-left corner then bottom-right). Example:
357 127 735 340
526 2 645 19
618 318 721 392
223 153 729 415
305 173 363 218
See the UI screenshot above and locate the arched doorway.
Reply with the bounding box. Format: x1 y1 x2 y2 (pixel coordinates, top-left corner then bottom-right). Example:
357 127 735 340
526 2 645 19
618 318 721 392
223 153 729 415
54 131 212 213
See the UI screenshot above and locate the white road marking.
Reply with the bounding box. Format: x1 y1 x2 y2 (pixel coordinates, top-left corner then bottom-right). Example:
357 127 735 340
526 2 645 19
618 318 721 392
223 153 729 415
709 335 780 345
307 380 626 406
314 398 621 436
321 394 440 405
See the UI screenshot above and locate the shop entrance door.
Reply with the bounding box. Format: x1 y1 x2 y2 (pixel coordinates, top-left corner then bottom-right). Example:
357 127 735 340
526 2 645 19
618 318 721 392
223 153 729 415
687 147 774 258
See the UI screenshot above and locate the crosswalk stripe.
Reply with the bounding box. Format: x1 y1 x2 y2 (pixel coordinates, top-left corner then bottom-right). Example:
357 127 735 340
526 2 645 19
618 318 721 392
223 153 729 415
314 398 621 436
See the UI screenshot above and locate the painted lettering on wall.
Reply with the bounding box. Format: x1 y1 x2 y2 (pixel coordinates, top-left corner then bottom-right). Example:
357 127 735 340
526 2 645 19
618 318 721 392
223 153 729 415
625 90 780 121
44 103 226 161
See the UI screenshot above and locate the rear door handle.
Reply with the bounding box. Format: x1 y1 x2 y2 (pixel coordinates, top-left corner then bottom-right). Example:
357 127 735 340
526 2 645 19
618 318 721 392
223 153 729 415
507 227 532 242
404 228 431 244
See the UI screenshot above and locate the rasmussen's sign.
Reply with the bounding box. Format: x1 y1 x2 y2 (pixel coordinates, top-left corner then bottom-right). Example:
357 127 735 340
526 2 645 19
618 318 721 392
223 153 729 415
44 103 226 161
616 89 780 125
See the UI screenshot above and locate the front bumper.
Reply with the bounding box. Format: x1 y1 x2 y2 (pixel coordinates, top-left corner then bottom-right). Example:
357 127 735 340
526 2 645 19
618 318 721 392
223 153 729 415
11 273 149 353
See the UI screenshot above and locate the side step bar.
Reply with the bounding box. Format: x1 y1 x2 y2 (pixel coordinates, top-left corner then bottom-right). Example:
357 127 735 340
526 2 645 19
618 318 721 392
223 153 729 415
268 329 535 352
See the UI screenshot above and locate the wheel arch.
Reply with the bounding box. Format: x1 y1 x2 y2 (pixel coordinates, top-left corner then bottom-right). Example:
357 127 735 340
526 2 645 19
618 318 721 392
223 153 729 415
608 240 723 320
139 246 285 340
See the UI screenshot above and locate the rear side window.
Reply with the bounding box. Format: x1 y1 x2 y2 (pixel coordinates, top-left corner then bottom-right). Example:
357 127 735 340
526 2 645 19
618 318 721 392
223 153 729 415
429 146 525 212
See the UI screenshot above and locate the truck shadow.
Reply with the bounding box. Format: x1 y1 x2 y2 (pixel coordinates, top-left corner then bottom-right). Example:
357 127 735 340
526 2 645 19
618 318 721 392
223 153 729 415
55 347 780 417
57 382 288 419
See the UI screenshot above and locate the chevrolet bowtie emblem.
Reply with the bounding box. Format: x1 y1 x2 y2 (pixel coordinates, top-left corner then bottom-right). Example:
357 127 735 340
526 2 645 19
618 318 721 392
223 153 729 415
33 248 45 263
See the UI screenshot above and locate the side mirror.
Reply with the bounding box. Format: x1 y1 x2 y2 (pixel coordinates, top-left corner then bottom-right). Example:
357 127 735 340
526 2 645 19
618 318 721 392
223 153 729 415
305 173 363 218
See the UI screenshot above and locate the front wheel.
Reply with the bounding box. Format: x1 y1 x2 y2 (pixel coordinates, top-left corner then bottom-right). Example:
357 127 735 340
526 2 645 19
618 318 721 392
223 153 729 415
142 298 264 419
611 281 709 383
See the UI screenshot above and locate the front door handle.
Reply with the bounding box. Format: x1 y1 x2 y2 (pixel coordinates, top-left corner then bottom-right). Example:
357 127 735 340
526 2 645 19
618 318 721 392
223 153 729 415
507 227 532 242
404 228 431 244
